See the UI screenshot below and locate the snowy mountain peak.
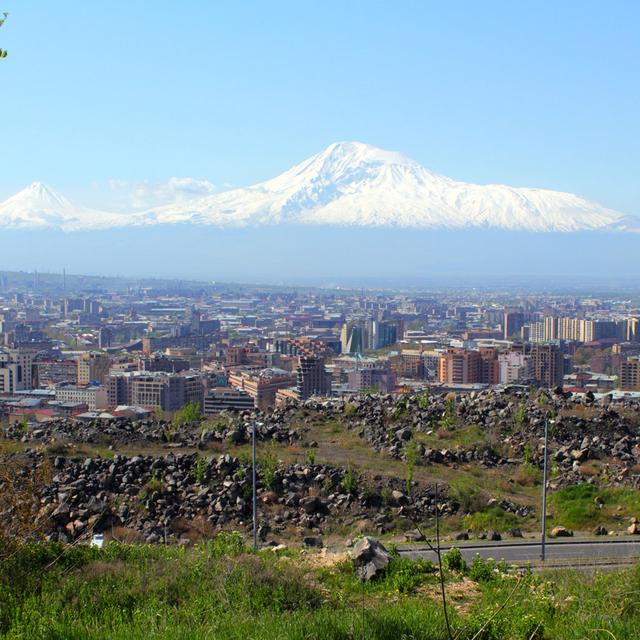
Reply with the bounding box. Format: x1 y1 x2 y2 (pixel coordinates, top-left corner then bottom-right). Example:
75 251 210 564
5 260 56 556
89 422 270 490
13 182 73 208
0 182 128 231
146 142 636 231
1 143 638 232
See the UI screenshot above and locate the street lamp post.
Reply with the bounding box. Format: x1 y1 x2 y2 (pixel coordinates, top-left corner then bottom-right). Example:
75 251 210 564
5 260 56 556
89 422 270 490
540 416 554 562
252 421 258 550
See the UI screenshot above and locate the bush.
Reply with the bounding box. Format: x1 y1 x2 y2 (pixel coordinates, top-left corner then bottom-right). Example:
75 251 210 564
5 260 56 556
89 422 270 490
448 477 487 513
442 546 466 572
259 443 280 490
193 455 207 484
463 505 521 533
512 462 541 487
340 463 359 495
467 555 509 583
417 390 430 410
172 402 202 428
384 557 437 594
344 403 357 418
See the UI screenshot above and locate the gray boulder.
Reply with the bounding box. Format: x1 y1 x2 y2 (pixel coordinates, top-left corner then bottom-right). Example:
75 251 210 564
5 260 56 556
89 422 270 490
350 536 391 581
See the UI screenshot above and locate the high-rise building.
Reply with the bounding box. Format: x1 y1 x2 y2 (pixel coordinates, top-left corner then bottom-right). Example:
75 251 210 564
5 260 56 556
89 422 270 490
619 357 640 391
296 355 331 400
498 351 531 384
370 320 398 349
503 311 525 340
340 322 365 354
529 343 564 388
0 348 36 394
438 347 499 385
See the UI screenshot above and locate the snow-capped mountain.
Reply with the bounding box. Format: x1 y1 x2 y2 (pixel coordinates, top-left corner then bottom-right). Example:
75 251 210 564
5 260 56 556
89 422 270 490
0 182 130 231
141 142 637 232
1 144 637 232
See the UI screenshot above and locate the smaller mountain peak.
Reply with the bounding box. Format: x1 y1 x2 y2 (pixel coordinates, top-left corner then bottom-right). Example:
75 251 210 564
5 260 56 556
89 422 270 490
24 181 59 197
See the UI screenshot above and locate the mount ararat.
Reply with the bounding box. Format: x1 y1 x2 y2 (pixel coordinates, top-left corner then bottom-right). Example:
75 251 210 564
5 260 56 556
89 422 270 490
1 142 637 233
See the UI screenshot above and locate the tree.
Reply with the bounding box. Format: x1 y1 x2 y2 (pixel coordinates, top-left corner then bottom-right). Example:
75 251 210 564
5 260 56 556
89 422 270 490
0 12 8 59
172 402 202 428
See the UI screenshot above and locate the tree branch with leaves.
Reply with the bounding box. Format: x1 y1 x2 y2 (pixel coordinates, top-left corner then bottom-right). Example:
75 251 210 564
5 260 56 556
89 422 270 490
0 12 8 58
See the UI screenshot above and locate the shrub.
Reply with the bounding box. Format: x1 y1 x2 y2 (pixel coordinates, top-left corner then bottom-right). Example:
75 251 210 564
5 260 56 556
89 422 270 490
440 397 457 430
448 477 487 513
172 402 202 428
467 554 510 583
442 546 466 572
463 505 521 533
193 455 207 484
139 475 164 500
259 442 280 491
344 403 357 418
513 462 541 486
417 390 430 410
384 557 437 594
306 449 316 465
522 444 534 465
340 463 359 495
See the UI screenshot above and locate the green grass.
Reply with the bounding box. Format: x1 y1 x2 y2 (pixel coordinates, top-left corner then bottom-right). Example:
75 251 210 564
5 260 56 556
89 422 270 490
2 536 639 639
463 505 523 533
549 483 640 530
415 424 487 449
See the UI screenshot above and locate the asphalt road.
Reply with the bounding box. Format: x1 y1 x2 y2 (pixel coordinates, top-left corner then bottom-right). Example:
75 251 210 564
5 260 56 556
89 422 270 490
399 538 640 568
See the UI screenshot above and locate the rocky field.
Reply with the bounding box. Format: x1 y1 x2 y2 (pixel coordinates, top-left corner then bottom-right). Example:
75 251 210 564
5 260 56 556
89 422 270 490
2 387 640 547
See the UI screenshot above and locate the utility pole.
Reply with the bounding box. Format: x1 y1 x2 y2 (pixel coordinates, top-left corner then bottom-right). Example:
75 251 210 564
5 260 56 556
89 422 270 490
252 421 260 550
540 416 554 561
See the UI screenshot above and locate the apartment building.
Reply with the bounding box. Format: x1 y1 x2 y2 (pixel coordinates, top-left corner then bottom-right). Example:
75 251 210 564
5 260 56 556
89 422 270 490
296 355 331 400
0 348 36 394
438 347 499 385
106 371 203 411
529 343 564 388
228 367 296 410
203 387 254 414
619 357 640 391
77 351 111 385
55 384 103 411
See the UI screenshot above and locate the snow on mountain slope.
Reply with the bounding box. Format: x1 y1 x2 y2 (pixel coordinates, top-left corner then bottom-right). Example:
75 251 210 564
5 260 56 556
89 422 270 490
143 142 637 232
1 144 637 232
0 182 130 231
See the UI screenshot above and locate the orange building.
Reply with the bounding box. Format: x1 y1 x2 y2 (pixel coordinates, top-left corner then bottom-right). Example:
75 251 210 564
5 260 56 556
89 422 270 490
438 347 499 385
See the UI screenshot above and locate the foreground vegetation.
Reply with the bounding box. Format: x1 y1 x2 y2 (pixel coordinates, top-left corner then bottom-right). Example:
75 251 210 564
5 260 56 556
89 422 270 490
1 533 639 639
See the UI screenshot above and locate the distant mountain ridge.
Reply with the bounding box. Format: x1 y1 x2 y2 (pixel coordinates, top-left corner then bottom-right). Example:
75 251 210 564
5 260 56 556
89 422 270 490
0 142 637 232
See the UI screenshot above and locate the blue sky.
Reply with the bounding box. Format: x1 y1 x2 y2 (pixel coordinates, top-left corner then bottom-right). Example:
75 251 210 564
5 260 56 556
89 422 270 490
1 0 639 215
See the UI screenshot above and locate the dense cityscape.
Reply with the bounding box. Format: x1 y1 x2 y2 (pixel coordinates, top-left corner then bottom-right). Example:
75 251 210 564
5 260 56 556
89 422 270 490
1 271 639 423
2 3 640 638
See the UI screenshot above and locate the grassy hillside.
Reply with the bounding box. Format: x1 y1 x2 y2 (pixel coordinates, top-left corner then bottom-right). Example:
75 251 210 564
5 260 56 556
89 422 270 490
1 535 639 639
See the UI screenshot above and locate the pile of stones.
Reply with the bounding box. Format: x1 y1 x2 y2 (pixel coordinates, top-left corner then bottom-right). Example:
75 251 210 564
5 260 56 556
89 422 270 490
4 451 458 545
